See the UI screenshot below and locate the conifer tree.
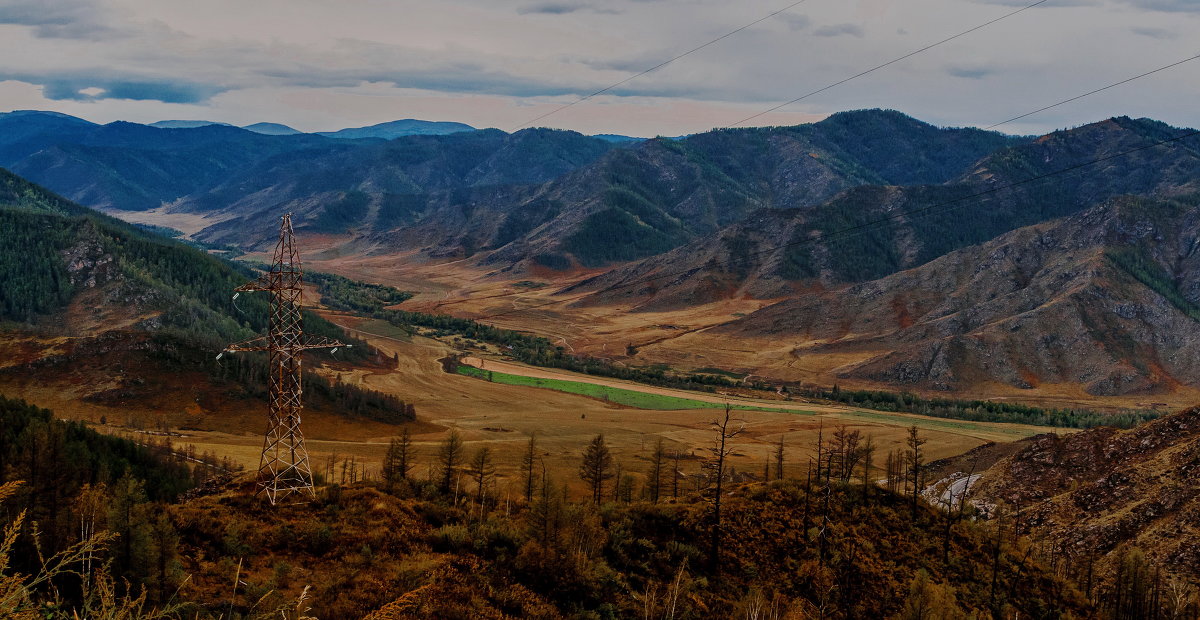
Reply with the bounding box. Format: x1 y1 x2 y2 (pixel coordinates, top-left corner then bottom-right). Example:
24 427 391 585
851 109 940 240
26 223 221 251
521 432 539 503
437 430 464 494
579 434 613 504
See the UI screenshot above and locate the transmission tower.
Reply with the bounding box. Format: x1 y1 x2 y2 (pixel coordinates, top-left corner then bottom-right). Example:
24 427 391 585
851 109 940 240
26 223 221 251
221 213 344 504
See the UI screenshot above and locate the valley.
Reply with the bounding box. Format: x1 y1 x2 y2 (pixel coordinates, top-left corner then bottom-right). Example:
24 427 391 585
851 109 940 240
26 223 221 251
3 104 1200 617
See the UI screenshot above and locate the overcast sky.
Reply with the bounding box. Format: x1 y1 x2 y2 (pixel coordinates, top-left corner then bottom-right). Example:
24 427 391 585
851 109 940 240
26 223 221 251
0 0 1196 136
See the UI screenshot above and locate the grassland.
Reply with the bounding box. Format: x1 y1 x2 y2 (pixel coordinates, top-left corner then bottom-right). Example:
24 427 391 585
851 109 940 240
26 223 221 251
456 364 812 413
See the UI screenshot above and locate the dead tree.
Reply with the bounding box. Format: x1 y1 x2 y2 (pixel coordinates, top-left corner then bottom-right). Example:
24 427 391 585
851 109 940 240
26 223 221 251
648 438 666 503
704 403 743 581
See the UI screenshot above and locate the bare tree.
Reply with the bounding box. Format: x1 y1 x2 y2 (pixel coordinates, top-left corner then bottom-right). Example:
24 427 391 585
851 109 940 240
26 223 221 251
579 434 614 504
704 404 743 580
647 438 666 503
469 446 496 507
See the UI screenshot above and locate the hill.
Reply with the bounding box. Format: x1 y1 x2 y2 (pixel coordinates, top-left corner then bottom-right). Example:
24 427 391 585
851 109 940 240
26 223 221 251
183 127 618 246
648 194 1200 397
316 118 476 140
166 477 1088 618
964 405 1200 610
0 167 414 431
570 116 1200 309
242 122 302 135
0 119 333 211
149 120 233 129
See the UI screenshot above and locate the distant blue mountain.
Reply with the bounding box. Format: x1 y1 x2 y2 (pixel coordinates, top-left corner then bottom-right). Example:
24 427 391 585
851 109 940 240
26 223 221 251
591 134 645 143
149 120 233 129
317 119 475 140
0 109 95 125
242 122 302 135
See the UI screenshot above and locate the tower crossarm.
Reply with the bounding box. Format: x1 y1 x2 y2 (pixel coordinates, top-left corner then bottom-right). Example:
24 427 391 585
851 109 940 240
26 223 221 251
221 335 347 355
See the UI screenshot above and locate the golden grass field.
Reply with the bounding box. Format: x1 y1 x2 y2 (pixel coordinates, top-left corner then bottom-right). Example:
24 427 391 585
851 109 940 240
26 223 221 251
300 248 1200 414
0 241 1096 499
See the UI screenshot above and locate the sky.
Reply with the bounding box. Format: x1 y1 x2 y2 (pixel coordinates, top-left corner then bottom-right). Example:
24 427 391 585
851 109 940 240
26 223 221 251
0 0 1196 137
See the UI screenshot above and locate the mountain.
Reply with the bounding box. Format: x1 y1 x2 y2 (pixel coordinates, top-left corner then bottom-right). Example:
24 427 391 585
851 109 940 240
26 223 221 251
0 167 411 430
172 110 1023 259
965 405 1200 596
1 121 333 211
149 120 233 129
592 133 645 143
571 116 1200 309
701 194 1200 396
180 128 618 247
241 121 302 135
316 118 476 140
0 109 1023 261
0 110 98 162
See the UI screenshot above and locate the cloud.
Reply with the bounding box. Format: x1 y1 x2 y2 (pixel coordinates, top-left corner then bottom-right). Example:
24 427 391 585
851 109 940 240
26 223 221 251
947 65 996 80
1129 25 1176 38
0 71 225 103
777 13 811 31
1118 0 1200 12
0 0 125 39
812 23 863 37
519 2 583 14
516 1 619 15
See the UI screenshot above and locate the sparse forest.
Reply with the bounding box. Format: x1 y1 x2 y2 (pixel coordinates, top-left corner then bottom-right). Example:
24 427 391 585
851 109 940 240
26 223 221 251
4 395 1190 618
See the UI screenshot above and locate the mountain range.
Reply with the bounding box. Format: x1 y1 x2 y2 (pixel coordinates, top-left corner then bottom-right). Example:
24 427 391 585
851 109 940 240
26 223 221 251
5 107 1200 399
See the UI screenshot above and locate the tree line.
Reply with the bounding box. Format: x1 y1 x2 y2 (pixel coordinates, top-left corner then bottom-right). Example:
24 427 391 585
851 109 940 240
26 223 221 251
311 268 1158 430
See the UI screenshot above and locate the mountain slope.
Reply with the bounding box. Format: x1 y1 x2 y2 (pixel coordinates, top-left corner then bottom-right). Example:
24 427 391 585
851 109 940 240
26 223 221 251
2 121 334 211
702 194 1200 396
572 117 1200 308
185 128 617 246
968 405 1200 594
0 168 412 431
479 110 1027 269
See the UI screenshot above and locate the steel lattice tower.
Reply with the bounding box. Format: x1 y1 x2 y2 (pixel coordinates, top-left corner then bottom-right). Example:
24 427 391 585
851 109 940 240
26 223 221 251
223 213 343 504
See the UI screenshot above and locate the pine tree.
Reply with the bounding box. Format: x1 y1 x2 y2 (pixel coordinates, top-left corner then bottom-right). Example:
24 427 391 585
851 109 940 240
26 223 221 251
382 428 414 493
147 512 182 604
905 425 927 522
468 446 495 506
579 434 613 504
774 434 785 481
437 430 464 494
520 432 539 503
107 474 152 592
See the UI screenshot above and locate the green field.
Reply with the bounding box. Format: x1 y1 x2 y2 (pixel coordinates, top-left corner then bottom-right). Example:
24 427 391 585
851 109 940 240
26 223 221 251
457 365 813 413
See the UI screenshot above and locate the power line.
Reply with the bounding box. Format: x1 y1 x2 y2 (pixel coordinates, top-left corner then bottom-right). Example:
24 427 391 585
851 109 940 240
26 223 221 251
511 0 817 131
726 0 1048 128
984 53 1200 131
472 128 1199 322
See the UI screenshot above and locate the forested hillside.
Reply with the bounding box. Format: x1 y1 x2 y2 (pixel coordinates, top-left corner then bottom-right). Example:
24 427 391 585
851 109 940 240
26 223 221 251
0 167 415 426
570 116 1200 309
